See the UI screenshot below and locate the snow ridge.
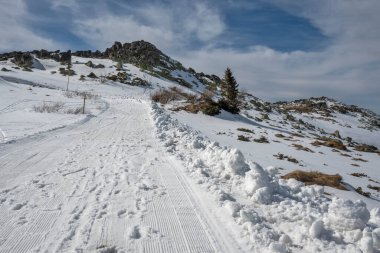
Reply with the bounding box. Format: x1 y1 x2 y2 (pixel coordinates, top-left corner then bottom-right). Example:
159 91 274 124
151 103 380 253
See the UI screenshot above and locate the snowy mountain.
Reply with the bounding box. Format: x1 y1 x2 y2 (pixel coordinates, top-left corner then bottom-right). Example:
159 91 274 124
0 41 379 252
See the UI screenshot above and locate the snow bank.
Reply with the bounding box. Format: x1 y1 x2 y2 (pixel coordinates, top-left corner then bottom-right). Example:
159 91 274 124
150 103 379 252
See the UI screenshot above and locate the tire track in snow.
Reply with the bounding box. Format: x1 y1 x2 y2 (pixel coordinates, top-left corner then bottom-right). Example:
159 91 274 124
0 98 237 253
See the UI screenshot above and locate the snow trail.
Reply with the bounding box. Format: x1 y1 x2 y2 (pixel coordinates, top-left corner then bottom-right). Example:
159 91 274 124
0 98 236 252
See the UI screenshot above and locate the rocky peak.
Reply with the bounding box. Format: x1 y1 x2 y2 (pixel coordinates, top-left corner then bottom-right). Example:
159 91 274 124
105 40 163 68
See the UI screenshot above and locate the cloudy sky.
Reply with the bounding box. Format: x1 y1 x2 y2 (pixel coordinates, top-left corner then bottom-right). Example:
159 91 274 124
1 0 379 113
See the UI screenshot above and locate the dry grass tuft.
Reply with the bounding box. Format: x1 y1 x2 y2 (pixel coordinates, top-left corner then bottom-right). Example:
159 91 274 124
351 157 368 162
291 132 305 138
354 144 378 153
368 185 380 192
292 144 314 153
369 178 380 184
282 170 347 190
350 172 367 178
355 187 371 197
275 133 285 138
311 139 347 151
273 153 299 164
151 88 183 104
283 105 313 113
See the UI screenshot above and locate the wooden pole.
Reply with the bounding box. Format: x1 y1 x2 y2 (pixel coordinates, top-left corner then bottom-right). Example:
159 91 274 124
66 74 69 91
82 94 86 114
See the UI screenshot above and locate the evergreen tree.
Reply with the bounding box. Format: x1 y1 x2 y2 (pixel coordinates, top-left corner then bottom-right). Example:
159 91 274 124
220 67 240 113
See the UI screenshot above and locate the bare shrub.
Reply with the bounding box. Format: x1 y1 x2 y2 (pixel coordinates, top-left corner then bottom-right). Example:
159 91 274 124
65 107 82 114
63 90 98 99
33 102 64 113
350 172 367 178
151 88 182 104
176 90 220 116
99 75 107 84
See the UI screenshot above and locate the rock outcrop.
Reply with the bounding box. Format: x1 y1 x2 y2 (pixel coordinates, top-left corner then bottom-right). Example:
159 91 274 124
11 52 33 68
104 40 163 68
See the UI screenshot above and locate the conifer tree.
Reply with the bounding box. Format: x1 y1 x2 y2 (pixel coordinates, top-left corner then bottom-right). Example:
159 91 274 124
220 67 240 113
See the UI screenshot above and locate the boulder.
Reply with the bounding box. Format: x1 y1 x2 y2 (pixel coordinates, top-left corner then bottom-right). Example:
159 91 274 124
105 40 162 68
85 61 94 68
87 72 98 78
131 77 149 86
59 50 71 64
12 52 33 68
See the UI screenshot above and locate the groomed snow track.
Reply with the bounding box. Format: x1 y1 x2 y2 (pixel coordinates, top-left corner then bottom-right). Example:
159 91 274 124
0 98 239 253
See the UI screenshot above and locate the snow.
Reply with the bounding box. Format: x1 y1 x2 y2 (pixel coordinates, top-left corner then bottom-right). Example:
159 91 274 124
0 55 379 252
151 102 380 252
299 112 380 147
170 109 380 208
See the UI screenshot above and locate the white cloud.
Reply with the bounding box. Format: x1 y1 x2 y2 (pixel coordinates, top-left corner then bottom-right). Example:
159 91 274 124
183 3 225 41
70 1 225 53
73 15 175 52
176 0 380 112
0 0 59 52
3 0 377 112
177 41 379 111
50 0 78 10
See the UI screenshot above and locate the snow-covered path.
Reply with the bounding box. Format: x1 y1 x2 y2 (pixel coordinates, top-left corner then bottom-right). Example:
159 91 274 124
0 98 236 253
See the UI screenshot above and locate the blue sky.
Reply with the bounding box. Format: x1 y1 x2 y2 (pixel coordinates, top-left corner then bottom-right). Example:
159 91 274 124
1 0 379 113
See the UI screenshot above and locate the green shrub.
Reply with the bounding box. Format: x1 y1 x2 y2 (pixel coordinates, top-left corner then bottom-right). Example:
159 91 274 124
238 135 250 142
237 128 254 133
254 136 269 143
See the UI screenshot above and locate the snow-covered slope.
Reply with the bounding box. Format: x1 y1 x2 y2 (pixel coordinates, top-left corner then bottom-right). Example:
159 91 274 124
0 42 379 252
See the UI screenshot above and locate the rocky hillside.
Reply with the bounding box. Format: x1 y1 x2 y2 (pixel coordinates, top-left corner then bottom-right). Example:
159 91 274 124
0 40 221 89
0 40 380 253
1 40 379 150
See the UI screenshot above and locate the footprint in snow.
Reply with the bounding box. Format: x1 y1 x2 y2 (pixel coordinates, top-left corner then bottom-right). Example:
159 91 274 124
128 226 141 239
96 245 118 253
117 209 127 218
12 202 27 210
17 216 27 225
97 211 107 219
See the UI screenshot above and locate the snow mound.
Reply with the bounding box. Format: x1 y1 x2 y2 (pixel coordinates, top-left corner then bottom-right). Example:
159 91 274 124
326 198 370 231
150 102 380 253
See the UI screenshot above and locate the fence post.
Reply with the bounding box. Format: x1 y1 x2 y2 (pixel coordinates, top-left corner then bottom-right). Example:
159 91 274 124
82 93 86 114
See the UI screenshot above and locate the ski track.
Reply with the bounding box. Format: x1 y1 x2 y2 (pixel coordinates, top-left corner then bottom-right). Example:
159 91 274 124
0 98 236 253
